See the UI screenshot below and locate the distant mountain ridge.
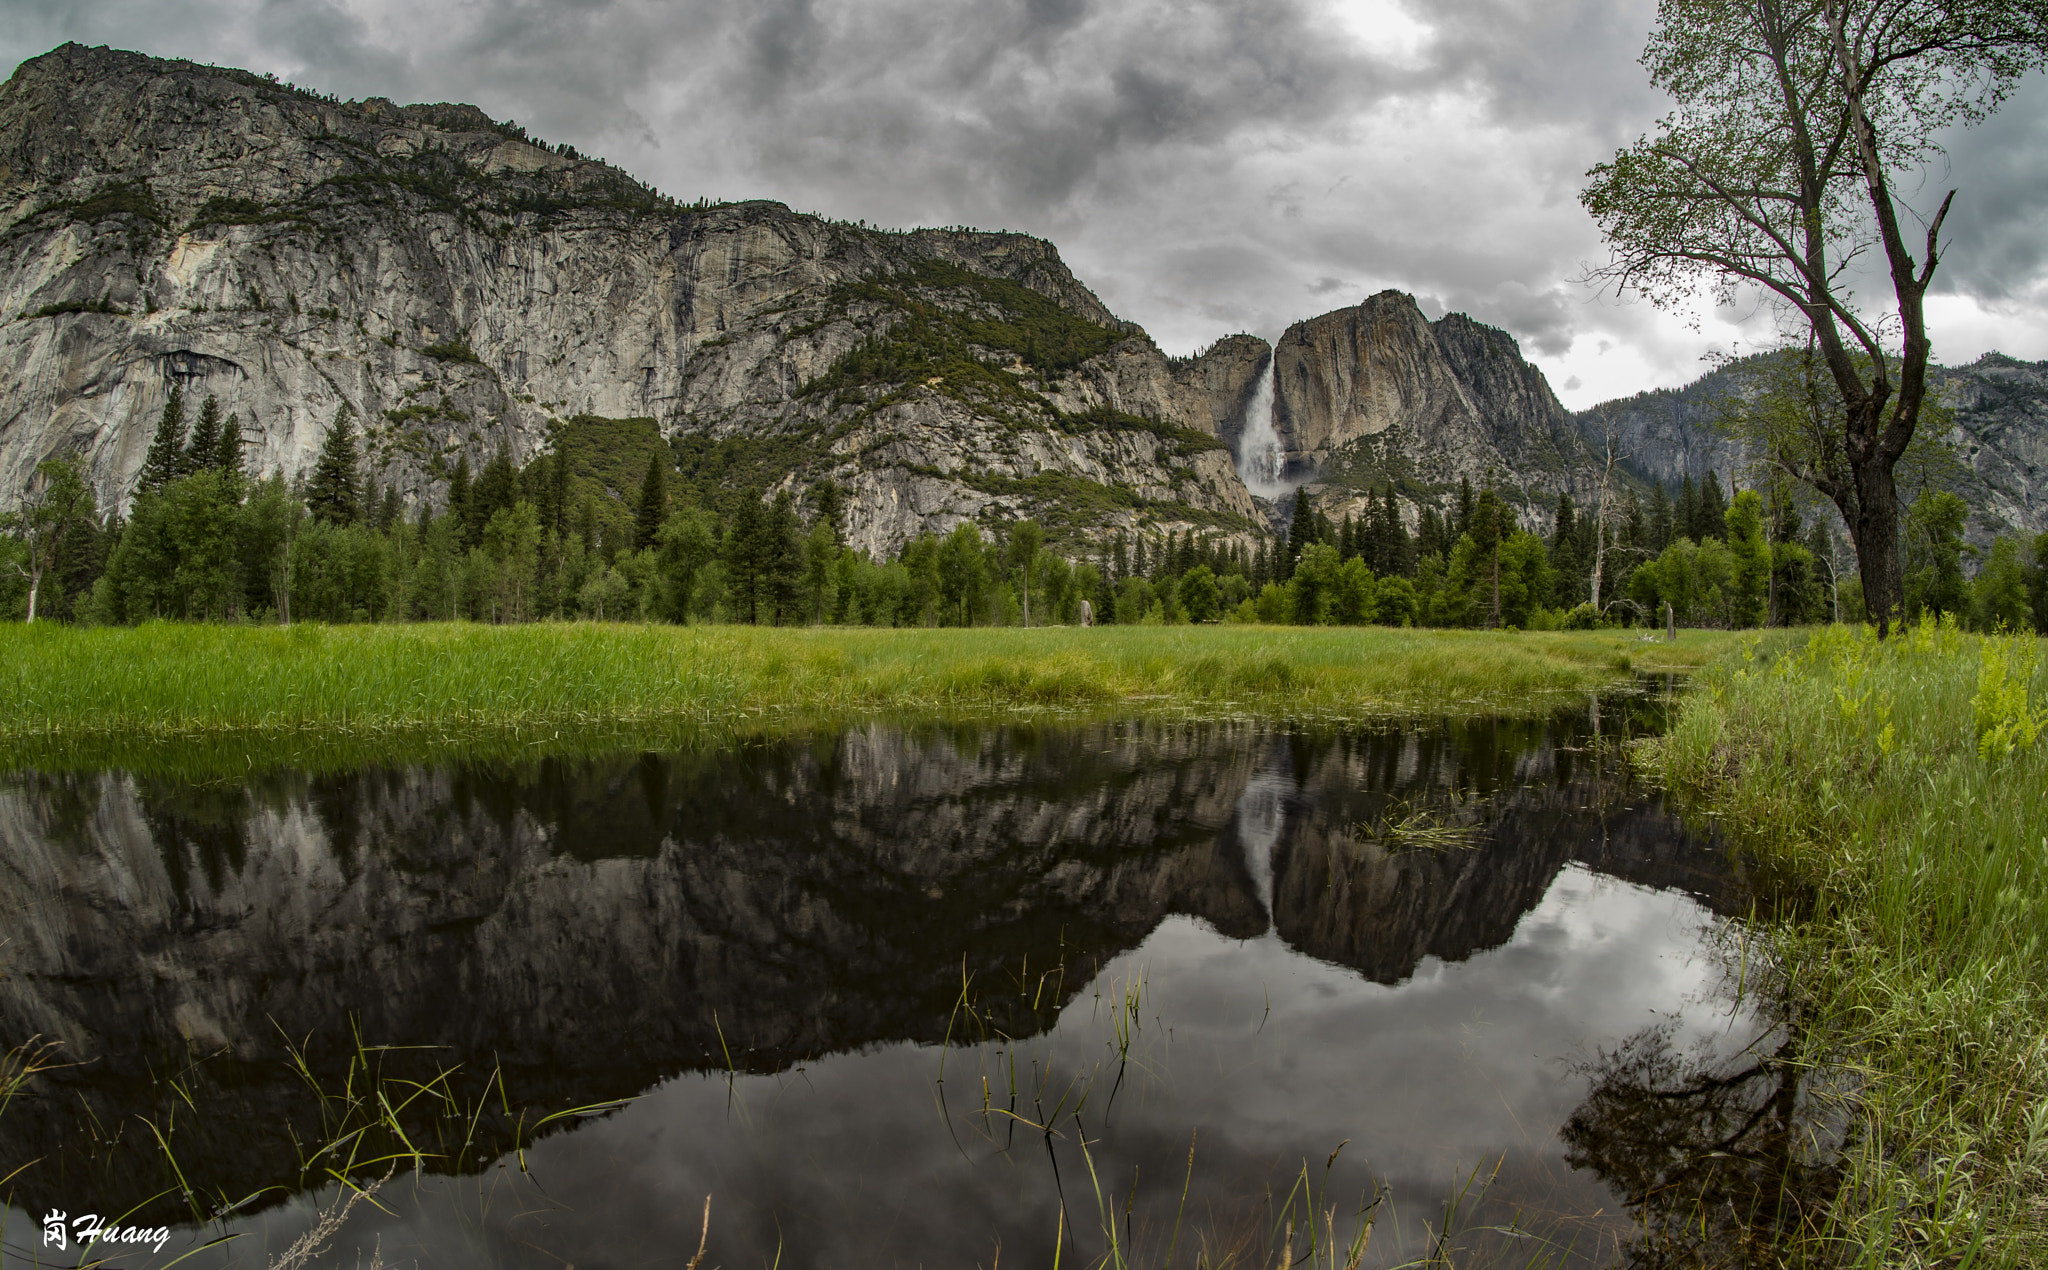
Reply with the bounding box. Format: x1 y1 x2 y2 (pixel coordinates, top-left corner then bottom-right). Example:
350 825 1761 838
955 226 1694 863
1573 351 2048 546
0 43 1263 556
2 42 2037 557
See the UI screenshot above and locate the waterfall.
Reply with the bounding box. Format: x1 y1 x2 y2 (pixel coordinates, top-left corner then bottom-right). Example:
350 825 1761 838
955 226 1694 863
1236 353 1289 500
1232 755 1294 923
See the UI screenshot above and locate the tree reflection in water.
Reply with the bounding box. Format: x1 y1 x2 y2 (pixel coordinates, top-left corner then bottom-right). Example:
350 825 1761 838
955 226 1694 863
1561 1018 1848 1268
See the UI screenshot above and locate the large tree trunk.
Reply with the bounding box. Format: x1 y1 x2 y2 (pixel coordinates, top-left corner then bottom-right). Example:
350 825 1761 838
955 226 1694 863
1850 456 1905 632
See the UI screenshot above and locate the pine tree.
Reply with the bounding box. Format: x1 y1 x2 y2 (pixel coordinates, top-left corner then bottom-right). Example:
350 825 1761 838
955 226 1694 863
305 407 362 524
1470 485 1513 628
1418 506 1445 560
550 447 572 536
377 485 401 533
1454 476 1475 540
447 457 473 542
725 493 764 624
810 478 845 545
472 448 518 547
1677 474 1699 543
1384 488 1413 576
1697 470 1728 541
635 452 668 550
1283 487 1315 580
214 411 245 478
1648 482 1674 552
138 384 187 496
186 395 223 473
763 490 803 625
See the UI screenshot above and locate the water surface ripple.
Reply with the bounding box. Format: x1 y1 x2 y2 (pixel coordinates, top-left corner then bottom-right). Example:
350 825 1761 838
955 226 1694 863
0 701 1758 1267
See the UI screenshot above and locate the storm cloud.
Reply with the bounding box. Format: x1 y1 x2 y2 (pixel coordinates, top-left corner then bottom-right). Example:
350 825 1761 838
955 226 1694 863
4 0 2044 406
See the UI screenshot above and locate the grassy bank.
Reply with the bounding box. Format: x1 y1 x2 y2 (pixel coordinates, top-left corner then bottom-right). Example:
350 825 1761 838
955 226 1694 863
1653 621 2048 1266
0 621 1744 774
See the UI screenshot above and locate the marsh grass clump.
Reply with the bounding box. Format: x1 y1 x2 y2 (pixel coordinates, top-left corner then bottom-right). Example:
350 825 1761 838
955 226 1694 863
0 623 1747 778
1652 618 2048 1265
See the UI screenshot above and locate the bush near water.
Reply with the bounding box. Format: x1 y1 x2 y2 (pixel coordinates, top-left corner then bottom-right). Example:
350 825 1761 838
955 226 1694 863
1654 617 2048 1265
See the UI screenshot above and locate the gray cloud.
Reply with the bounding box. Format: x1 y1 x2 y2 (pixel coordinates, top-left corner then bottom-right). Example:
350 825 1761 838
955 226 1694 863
4 0 2046 404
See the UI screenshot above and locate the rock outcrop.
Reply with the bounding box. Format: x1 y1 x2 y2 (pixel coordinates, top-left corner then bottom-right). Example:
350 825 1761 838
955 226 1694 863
1266 291 1604 526
1174 332 1271 455
1572 351 2048 548
0 44 1261 557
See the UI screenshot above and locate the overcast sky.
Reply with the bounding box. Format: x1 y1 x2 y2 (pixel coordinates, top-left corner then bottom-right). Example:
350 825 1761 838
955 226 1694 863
5 0 2046 408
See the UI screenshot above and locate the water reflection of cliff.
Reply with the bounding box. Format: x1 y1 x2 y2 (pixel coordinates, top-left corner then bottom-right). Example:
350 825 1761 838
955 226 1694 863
0 711 1743 1222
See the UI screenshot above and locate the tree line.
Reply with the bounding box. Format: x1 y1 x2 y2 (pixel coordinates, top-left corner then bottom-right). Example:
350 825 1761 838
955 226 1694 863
5 391 2045 632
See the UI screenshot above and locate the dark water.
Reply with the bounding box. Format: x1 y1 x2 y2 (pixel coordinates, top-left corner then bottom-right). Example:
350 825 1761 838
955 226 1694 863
0 698 1765 1268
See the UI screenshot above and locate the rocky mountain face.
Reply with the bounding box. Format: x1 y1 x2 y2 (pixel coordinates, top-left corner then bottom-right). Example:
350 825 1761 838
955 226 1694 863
0 44 1261 557
1261 291 1607 529
1178 332 1270 455
1572 352 2048 547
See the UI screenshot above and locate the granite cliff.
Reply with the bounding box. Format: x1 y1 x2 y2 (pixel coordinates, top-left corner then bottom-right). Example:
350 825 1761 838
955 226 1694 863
0 44 1261 557
1244 291 1611 530
1573 351 2048 547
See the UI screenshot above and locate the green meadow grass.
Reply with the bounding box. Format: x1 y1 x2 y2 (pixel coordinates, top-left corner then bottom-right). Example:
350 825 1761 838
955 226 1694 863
0 621 1745 776
1653 621 2048 1266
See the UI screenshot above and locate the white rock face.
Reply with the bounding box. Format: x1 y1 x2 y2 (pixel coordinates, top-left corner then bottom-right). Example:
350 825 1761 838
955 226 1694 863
1271 291 1607 520
0 44 1263 556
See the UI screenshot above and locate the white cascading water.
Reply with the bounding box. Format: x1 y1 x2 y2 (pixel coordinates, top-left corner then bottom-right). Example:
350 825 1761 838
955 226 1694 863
1236 354 1289 500
1232 757 1294 923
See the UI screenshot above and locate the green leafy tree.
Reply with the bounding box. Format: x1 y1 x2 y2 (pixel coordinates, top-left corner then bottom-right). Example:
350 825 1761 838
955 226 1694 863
1582 0 2048 630
1375 575 1419 627
483 502 542 622
656 508 717 622
169 469 244 620
1971 535 2031 631
1332 556 1377 625
3 455 94 622
1007 519 1044 626
1179 563 1219 622
936 521 989 626
1291 543 1341 625
1903 489 1970 619
2030 532 2048 633
802 518 837 623
1724 489 1771 627
305 407 362 525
